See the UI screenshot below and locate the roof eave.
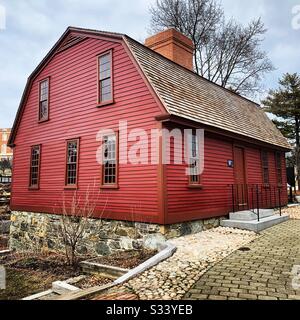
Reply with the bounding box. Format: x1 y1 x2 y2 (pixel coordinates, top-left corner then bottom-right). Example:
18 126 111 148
156 114 292 152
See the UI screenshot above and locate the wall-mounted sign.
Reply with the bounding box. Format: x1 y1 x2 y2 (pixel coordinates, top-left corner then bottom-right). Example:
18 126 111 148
227 160 234 168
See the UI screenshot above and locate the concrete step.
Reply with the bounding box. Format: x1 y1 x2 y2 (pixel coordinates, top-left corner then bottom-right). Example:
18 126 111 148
229 209 275 221
221 214 289 233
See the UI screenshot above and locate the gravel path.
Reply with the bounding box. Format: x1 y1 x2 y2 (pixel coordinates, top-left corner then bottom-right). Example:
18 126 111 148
125 227 258 300
281 205 300 220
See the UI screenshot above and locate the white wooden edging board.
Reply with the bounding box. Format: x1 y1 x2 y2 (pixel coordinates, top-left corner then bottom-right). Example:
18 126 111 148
114 243 177 285
22 242 177 300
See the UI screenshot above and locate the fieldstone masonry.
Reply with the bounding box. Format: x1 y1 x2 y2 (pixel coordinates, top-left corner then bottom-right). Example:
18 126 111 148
9 211 225 255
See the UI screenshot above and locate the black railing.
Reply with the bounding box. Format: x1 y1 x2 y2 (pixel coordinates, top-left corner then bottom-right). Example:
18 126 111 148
230 184 283 221
0 175 11 184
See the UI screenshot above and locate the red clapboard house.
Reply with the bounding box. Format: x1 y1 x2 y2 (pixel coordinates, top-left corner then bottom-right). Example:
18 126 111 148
8 27 290 234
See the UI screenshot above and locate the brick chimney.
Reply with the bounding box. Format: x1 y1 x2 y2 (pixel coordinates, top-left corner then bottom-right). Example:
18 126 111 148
145 28 194 71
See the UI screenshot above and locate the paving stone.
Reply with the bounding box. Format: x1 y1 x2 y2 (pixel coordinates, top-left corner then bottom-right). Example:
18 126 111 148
232 280 250 286
288 295 300 300
249 290 267 296
207 295 227 300
258 295 278 300
222 283 239 289
189 294 208 300
184 219 300 301
239 293 258 300
219 291 238 298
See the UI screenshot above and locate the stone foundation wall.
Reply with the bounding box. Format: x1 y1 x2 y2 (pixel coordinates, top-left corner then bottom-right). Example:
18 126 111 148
9 211 225 255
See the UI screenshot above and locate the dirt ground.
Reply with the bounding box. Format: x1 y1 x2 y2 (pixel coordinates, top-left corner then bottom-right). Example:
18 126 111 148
91 249 157 269
0 252 82 300
76 274 112 290
0 235 8 250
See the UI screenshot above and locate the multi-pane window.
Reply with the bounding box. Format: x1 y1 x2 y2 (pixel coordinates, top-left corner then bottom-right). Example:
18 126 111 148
189 133 200 184
39 79 49 121
275 152 282 185
66 140 79 186
30 145 41 188
261 150 269 185
102 135 117 185
98 52 113 103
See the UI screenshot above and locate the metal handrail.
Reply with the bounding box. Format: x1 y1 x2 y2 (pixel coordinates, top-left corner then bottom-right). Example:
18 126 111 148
229 184 283 222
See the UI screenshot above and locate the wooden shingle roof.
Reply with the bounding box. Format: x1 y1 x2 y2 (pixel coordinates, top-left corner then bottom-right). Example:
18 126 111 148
125 37 291 150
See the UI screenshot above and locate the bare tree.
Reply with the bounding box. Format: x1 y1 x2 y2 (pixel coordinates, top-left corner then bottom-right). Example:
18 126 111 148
58 186 107 268
149 0 274 96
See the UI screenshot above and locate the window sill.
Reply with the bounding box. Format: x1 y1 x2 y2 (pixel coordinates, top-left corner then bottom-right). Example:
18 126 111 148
188 184 203 189
64 185 78 190
38 118 49 124
96 100 115 108
28 186 39 191
100 184 119 189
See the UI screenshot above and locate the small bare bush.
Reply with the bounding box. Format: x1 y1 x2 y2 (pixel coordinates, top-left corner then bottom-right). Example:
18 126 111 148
58 185 107 268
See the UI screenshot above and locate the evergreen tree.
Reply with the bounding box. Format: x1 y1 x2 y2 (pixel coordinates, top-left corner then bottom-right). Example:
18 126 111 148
262 73 300 186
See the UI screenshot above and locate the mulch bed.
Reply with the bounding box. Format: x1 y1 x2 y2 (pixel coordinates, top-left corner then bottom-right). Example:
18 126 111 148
0 252 83 278
92 250 157 269
0 268 58 300
0 213 10 221
76 274 112 290
0 249 156 300
0 235 8 250
0 252 89 300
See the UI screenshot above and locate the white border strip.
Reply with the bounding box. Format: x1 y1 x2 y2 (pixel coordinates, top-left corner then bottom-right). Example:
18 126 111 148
114 243 176 285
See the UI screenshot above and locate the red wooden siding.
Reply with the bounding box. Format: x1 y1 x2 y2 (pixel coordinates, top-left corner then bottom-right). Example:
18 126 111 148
10 33 288 226
165 127 288 225
11 36 163 223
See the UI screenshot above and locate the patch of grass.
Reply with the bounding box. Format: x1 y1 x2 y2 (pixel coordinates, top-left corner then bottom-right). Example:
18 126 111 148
0 252 85 300
0 268 57 300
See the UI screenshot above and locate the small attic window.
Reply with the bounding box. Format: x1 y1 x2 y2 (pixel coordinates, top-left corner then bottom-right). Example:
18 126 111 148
39 78 49 122
98 50 114 105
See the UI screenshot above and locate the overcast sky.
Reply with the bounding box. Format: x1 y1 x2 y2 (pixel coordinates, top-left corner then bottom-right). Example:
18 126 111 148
0 0 299 128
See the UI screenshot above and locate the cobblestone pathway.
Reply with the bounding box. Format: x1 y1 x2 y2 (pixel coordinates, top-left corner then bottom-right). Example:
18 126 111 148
185 220 300 300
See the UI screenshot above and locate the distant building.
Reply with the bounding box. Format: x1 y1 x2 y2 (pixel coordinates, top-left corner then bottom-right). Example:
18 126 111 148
0 128 13 161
